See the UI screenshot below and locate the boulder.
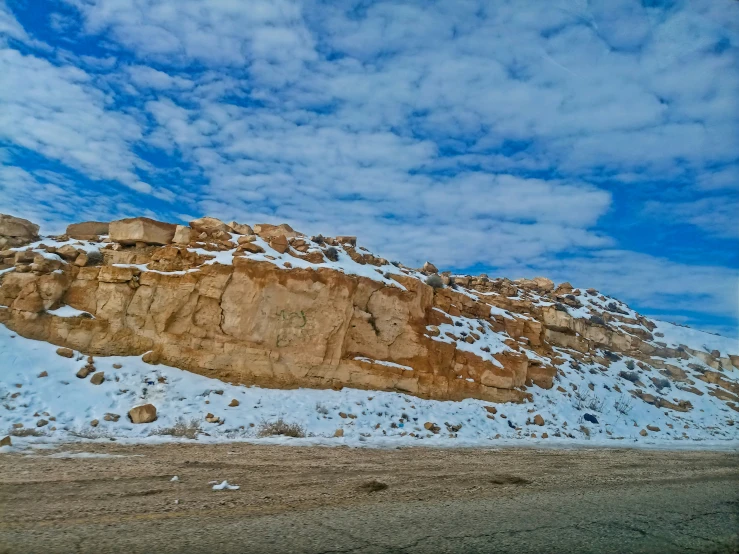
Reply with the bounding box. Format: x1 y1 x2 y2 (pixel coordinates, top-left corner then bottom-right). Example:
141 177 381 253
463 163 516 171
190 217 229 234
533 414 545 426
253 223 299 240
173 225 191 244
270 235 289 254
90 372 105 385
0 435 11 447
128 404 157 424
56 347 74 358
0 214 39 239
422 261 438 274
229 222 254 235
109 217 176 245
66 221 109 240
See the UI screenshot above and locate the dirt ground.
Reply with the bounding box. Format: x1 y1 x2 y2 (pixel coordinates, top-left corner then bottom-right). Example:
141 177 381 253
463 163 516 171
0 442 737 553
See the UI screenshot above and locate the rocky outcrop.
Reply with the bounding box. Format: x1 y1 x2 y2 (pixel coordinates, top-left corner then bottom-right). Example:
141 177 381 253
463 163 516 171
1 213 737 409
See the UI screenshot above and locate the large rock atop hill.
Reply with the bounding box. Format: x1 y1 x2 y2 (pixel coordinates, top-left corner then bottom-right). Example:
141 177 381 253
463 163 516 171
109 217 176 245
66 221 109 240
0 214 39 248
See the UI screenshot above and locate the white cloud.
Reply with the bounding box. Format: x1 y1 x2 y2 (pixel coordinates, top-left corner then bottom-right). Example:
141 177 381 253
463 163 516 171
0 0 735 335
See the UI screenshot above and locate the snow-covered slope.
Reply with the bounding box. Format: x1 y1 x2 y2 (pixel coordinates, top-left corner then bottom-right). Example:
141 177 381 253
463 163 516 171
2 324 736 449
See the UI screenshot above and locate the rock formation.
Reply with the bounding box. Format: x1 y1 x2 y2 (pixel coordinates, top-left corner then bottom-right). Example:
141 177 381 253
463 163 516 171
0 214 737 413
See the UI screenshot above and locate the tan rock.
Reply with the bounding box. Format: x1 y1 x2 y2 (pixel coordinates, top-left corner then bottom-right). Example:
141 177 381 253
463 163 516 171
76 366 92 379
228 399 239 407
36 419 48 427
269 235 289 254
336 236 357 246
110 217 176 245
0 435 11 447
173 225 191 244
253 223 299 240
639 429 648 436
56 347 74 358
333 428 344 437
104 413 120 422
646 425 660 432
422 261 438 274
238 242 265 254
90 419 99 427
229 222 254 235
128 404 157 424
0 214 39 239
66 221 109 240
37 371 48 378
190 217 229 234
533 414 544 426
90 372 105 385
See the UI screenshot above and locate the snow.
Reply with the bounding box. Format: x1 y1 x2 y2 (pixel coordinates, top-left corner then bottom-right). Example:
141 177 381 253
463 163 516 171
212 480 239 491
354 357 413 371
1 323 736 451
171 476 179 481
46 306 94 318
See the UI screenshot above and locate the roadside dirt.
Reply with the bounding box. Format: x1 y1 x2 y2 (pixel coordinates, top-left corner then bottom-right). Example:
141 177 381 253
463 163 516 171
0 443 737 553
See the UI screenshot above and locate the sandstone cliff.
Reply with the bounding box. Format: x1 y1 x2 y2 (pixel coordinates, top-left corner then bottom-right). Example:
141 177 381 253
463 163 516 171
1 214 737 421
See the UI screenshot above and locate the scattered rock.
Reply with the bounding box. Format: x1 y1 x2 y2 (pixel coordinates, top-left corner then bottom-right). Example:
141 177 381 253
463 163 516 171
484 406 497 414
76 367 92 379
90 419 99 427
104 413 120 422
36 419 48 427
128 404 157 424
334 429 344 438
640 429 648 436
583 413 598 424
112 363 122 369
533 414 545 426
90 372 105 385
541 433 548 439
424 422 440 433
228 399 239 407
646 425 660 432
37 371 48 378
0 435 11 447
56 347 74 358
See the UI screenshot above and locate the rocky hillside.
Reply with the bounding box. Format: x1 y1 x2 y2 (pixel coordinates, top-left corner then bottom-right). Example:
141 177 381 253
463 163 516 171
1 213 737 446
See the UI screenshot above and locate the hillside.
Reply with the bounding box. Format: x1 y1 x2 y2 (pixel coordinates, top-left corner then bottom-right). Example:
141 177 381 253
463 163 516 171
1 213 737 447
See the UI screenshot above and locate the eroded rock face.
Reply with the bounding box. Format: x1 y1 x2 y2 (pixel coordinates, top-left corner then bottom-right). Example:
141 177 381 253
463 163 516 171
1 215 737 408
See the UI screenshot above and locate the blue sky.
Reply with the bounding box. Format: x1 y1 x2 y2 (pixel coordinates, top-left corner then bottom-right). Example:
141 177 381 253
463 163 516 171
0 0 737 338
